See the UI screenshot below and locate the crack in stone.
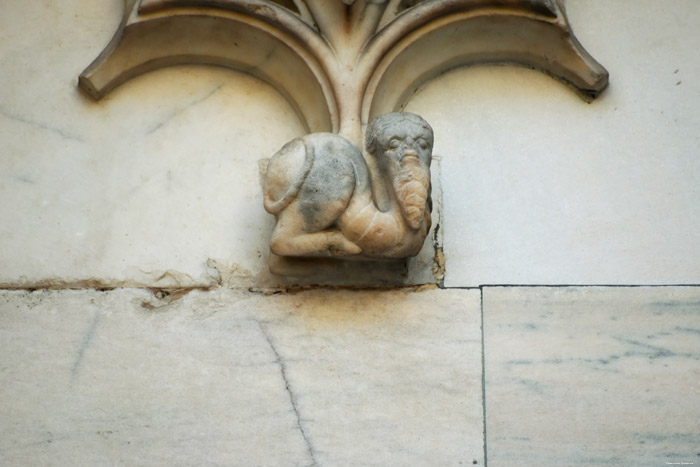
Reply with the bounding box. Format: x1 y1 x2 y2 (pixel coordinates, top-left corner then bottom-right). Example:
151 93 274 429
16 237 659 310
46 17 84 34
257 321 318 467
0 107 84 141
146 84 224 134
71 308 103 379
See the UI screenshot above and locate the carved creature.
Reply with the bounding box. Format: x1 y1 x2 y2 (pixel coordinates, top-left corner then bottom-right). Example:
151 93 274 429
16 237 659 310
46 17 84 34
263 112 433 258
78 0 608 271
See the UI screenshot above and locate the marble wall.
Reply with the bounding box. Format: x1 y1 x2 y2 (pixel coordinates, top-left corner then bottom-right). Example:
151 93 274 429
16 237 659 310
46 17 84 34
1 0 699 465
0 288 484 466
407 0 700 287
2 287 697 465
3 0 700 288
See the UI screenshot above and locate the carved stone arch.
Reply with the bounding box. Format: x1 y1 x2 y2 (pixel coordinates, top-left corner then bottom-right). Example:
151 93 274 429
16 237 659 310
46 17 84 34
361 0 608 127
80 0 608 141
79 1 338 133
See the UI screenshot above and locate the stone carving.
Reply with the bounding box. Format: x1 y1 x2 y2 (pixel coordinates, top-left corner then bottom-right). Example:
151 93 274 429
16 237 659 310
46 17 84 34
79 0 608 143
263 112 433 259
78 0 610 268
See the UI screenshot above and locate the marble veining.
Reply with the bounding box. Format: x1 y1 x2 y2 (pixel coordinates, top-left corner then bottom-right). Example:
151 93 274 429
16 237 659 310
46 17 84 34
0 287 483 466
484 287 700 466
0 107 85 142
257 321 317 466
70 307 104 379
144 84 224 135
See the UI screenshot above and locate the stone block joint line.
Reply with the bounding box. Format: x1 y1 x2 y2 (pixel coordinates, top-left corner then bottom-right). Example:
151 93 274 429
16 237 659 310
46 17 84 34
480 288 488 467
445 283 700 290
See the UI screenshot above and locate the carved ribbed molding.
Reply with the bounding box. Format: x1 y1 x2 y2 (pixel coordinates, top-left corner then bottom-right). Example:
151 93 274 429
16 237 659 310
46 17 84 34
79 0 608 145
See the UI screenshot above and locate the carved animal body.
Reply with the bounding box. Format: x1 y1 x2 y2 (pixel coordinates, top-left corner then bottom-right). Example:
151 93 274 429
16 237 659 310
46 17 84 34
263 112 433 259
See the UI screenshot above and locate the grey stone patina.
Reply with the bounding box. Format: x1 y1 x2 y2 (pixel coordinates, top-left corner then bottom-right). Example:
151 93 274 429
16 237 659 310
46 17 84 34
263 112 433 259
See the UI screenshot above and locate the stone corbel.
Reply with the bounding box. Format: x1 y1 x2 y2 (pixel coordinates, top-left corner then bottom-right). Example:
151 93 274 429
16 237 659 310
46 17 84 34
79 0 608 272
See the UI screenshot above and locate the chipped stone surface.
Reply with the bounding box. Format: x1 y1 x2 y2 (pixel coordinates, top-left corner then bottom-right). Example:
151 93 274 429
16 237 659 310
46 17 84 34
0 287 483 466
483 287 700 466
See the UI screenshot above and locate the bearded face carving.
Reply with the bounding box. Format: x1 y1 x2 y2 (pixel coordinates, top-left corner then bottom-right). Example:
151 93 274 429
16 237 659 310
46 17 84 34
263 112 433 262
366 113 433 231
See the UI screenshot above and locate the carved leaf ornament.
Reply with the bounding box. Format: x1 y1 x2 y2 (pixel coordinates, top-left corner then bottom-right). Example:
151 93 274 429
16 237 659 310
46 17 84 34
79 0 608 145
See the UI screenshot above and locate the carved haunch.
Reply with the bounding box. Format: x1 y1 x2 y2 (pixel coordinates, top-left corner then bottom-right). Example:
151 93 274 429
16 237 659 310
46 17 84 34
263 112 433 259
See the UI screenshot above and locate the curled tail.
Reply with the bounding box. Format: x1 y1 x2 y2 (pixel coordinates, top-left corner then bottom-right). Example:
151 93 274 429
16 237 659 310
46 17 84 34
263 138 315 215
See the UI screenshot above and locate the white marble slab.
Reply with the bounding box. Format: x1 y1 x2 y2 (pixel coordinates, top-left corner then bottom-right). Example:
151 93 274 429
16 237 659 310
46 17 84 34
0 289 312 466
483 287 700 466
406 0 700 286
257 287 483 466
5 0 700 289
0 287 483 466
0 0 307 289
